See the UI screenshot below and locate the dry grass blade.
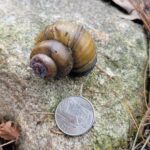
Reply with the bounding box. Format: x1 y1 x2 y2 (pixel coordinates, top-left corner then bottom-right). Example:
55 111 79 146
141 135 150 150
119 2 150 144
122 101 148 149
131 108 150 150
29 112 54 115
139 107 150 136
122 101 139 129
127 0 150 108
144 57 149 108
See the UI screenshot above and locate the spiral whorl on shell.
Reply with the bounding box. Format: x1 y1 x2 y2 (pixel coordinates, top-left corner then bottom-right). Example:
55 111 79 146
30 21 97 78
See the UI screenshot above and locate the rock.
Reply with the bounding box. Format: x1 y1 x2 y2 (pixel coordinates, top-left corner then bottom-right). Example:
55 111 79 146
0 0 147 149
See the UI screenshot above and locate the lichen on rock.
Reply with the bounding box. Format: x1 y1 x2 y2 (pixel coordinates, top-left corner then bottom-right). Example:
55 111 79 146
0 0 147 149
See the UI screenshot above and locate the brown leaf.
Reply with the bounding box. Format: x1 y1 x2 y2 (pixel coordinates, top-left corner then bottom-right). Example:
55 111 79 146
112 0 134 13
144 0 150 11
112 0 150 20
119 10 140 20
0 121 20 141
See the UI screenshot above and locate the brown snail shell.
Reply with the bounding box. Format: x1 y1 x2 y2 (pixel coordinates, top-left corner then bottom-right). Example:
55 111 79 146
30 21 97 78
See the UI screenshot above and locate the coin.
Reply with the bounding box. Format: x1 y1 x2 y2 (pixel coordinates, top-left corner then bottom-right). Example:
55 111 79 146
55 96 95 136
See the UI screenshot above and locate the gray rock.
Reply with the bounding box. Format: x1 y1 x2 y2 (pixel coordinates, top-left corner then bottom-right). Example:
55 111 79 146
0 0 146 149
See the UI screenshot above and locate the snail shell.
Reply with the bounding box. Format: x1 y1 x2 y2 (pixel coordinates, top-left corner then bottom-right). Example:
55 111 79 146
30 21 97 78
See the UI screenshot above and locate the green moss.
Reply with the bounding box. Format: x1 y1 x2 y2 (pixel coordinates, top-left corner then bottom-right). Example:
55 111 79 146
0 0 147 149
93 140 101 150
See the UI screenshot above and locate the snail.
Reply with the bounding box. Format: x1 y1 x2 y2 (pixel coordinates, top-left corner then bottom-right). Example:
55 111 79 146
30 21 97 78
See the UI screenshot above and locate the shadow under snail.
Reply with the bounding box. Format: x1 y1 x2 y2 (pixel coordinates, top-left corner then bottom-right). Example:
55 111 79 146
30 21 97 78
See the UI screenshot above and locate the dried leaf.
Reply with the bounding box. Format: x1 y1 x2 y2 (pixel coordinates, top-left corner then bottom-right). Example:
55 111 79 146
112 0 150 20
112 0 134 13
0 121 20 141
143 0 150 11
128 0 150 32
119 10 140 20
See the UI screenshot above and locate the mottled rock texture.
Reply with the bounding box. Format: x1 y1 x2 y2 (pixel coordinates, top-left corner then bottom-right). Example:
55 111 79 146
0 0 147 149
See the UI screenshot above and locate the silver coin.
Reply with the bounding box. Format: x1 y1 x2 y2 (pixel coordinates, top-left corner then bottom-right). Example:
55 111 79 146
55 96 95 136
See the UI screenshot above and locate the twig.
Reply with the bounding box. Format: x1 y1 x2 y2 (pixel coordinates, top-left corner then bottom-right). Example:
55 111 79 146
80 83 84 97
126 1 150 148
141 135 150 150
0 140 16 147
96 65 114 79
50 127 63 135
29 112 54 115
128 0 150 108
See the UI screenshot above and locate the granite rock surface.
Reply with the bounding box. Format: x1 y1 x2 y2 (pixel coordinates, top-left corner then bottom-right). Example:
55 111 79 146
0 0 147 149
